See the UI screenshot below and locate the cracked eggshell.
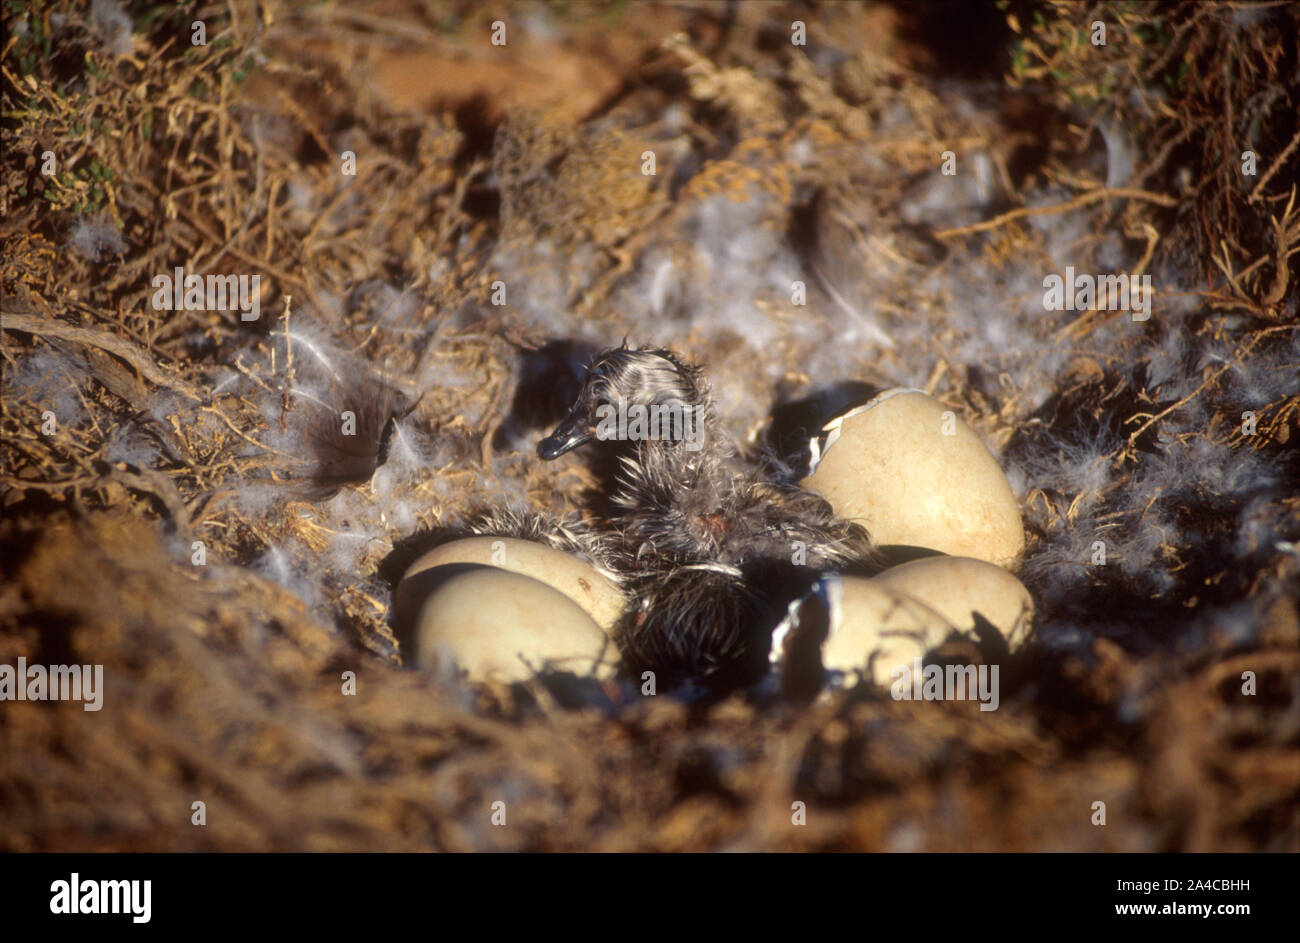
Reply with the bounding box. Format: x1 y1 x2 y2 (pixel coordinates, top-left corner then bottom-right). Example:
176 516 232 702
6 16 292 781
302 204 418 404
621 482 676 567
870 555 1033 650
395 537 625 635
801 388 1025 567
412 568 620 682
820 576 957 686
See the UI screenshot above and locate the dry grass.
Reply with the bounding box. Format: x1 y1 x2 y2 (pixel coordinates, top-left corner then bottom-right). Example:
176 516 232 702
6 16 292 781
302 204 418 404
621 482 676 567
1 0 1297 851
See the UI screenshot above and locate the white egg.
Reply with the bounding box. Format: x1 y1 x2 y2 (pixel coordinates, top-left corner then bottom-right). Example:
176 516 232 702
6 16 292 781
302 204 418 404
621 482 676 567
772 575 956 687
870 555 1034 650
395 536 625 635
411 567 621 682
801 388 1025 567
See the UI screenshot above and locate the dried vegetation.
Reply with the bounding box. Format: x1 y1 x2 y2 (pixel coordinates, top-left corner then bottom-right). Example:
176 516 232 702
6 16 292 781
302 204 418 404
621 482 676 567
1 0 1297 850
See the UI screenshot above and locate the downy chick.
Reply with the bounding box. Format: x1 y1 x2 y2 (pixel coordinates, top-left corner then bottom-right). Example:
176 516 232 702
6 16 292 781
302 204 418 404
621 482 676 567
538 345 877 691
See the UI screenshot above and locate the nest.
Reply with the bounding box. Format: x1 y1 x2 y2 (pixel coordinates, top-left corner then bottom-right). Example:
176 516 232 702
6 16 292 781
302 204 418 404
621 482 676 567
1 0 1297 851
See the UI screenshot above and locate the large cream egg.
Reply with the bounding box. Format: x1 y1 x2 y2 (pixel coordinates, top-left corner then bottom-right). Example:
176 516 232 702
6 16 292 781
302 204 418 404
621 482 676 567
395 537 625 635
411 568 620 682
822 577 957 685
801 388 1024 567
870 555 1034 650
772 575 956 687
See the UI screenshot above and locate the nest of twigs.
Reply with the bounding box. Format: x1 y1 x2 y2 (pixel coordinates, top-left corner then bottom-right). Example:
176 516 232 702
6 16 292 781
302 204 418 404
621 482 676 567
1 0 1297 851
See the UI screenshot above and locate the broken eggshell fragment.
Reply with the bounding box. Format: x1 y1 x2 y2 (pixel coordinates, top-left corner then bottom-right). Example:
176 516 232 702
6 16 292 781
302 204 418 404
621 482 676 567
394 536 626 636
410 568 620 683
869 555 1034 650
801 388 1025 567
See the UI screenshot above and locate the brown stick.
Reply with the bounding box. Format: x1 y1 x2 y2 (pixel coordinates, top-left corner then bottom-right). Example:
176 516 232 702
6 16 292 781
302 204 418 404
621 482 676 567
1 309 206 402
1248 126 1300 205
1123 325 1295 447
933 187 1179 239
